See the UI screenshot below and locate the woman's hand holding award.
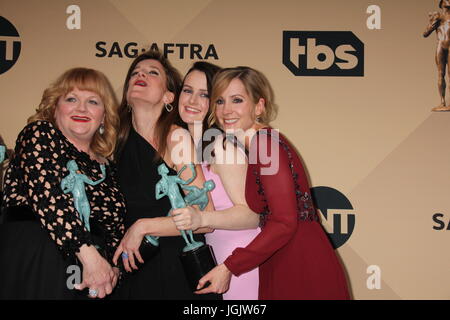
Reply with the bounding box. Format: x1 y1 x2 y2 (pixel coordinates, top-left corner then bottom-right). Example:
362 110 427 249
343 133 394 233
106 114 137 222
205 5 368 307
156 163 218 291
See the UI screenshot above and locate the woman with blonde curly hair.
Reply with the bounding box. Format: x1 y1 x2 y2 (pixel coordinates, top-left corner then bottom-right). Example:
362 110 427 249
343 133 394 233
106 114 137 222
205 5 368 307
0 68 126 299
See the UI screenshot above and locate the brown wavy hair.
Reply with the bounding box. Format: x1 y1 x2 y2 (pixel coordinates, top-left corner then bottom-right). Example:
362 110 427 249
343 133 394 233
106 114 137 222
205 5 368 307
115 49 182 160
208 66 278 127
28 67 119 158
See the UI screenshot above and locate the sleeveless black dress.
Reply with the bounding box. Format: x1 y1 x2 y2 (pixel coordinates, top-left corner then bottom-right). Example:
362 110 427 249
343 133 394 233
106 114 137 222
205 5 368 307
115 127 220 300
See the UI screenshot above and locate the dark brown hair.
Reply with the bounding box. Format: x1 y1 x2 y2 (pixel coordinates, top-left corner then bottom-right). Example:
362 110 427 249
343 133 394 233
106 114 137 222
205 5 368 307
160 61 222 159
115 50 182 160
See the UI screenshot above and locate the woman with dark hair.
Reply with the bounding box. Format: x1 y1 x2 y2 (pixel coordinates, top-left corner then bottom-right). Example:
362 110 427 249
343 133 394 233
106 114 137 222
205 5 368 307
112 51 218 299
0 68 125 299
171 61 261 299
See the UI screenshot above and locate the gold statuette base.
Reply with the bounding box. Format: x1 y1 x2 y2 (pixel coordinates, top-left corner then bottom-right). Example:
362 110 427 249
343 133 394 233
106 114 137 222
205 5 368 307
432 105 450 112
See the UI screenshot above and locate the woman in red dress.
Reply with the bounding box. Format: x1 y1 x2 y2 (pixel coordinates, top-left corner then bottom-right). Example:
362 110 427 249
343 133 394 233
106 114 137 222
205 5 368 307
194 66 350 300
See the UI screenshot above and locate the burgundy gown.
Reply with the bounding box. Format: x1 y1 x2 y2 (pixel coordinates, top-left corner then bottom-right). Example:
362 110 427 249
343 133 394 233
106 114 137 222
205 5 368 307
224 128 350 300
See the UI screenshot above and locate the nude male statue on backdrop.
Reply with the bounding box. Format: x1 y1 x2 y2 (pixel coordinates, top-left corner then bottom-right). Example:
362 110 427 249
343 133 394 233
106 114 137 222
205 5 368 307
424 0 450 111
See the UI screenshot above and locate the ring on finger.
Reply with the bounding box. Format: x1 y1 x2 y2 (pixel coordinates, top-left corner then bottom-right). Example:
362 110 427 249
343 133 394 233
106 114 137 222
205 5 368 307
88 288 98 298
121 252 129 259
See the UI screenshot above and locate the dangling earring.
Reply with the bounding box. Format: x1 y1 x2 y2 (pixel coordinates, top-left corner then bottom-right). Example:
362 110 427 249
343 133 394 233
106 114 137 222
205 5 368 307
164 103 174 112
127 104 132 113
256 116 261 123
99 123 105 135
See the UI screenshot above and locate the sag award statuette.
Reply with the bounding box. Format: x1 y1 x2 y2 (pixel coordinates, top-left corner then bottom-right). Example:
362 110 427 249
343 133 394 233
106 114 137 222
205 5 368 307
0 145 5 164
61 160 110 297
61 160 106 232
156 163 217 291
61 160 108 260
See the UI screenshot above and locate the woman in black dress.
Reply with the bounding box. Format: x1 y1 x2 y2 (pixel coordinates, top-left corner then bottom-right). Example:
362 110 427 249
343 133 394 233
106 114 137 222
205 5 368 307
112 50 219 299
0 68 125 299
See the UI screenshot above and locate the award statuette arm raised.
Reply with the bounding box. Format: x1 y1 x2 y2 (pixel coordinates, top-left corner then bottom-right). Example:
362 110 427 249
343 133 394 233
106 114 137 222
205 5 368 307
60 160 106 232
155 163 203 251
60 160 125 293
156 163 218 291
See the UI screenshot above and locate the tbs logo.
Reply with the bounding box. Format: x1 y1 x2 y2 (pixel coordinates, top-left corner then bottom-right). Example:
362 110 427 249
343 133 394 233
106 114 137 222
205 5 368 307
283 31 364 77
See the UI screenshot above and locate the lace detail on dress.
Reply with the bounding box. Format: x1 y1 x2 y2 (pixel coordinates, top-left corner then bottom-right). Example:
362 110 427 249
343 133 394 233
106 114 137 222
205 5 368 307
251 129 318 228
2 121 125 261
252 166 271 227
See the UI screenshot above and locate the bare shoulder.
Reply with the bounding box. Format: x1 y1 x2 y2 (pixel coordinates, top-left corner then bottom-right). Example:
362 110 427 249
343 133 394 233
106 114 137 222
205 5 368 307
166 125 191 146
213 135 247 175
165 124 194 166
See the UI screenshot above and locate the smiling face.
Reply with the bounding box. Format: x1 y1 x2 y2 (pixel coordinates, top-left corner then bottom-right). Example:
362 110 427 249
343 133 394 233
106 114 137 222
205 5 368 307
54 87 105 146
215 78 264 132
178 70 210 125
127 59 173 107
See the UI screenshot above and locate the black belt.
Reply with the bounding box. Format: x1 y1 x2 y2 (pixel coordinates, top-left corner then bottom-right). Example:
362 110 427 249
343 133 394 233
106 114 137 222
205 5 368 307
0 205 36 223
0 205 107 251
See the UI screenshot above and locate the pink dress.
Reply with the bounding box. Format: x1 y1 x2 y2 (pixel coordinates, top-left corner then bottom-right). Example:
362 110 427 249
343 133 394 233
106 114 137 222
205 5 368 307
202 163 260 300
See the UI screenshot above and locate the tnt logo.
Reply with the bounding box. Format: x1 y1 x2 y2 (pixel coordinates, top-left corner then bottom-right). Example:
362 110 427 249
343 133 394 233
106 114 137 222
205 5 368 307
282 31 364 77
0 16 21 75
311 186 356 249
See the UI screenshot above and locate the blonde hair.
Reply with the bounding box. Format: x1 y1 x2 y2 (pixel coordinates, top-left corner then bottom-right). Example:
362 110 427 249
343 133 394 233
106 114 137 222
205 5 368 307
28 68 119 158
208 66 278 127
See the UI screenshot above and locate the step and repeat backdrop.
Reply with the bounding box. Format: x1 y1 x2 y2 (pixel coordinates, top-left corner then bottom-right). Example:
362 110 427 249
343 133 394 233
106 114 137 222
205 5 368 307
0 0 449 299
